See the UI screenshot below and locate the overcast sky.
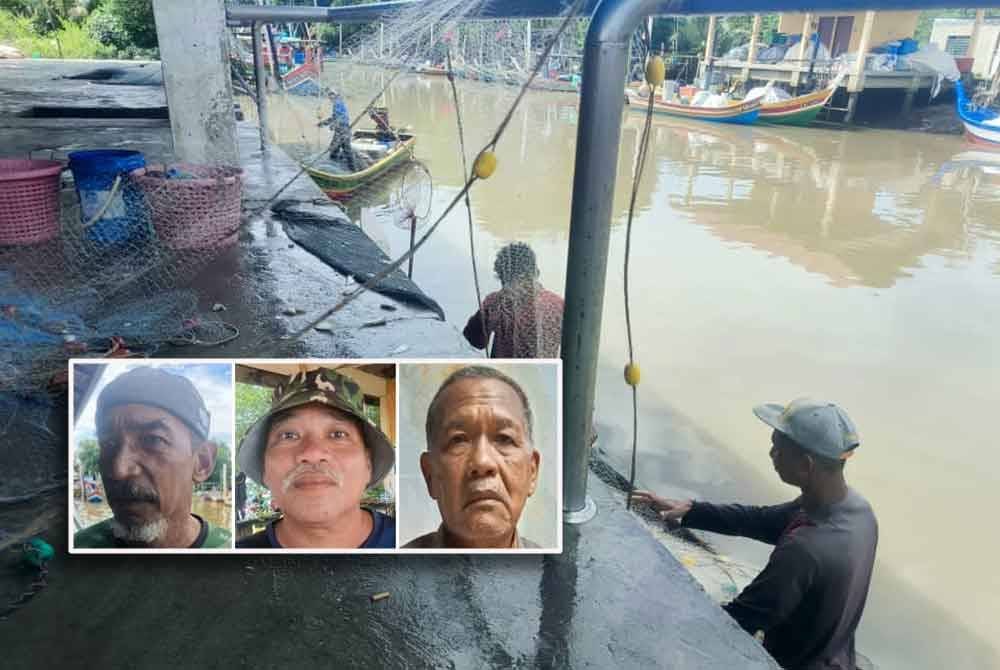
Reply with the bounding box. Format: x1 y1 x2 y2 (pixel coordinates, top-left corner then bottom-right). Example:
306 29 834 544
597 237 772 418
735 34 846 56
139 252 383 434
74 362 234 449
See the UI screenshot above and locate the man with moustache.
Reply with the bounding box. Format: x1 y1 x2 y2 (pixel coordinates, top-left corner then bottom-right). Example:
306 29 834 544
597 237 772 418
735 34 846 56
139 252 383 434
236 368 396 549
405 366 541 549
633 399 878 670
74 367 231 549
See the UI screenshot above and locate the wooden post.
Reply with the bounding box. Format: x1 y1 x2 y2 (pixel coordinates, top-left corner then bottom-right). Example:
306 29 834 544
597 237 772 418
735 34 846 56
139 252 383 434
525 19 532 71
969 9 986 59
704 16 717 88
848 10 876 98
790 13 813 88
743 13 761 81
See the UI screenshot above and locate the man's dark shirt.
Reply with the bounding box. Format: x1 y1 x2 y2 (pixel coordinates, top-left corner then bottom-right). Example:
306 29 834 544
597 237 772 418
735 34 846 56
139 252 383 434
236 509 395 549
682 488 878 670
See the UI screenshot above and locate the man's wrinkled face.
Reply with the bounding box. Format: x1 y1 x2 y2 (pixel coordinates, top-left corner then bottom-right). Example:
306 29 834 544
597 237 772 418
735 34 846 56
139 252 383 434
263 403 372 526
98 404 206 541
421 378 540 547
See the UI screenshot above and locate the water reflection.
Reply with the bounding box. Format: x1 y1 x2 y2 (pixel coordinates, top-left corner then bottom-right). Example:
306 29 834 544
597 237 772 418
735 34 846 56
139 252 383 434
619 116 1000 288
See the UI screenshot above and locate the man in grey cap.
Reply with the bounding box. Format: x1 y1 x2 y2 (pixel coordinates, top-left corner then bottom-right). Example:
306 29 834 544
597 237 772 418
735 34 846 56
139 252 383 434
236 367 396 549
633 398 878 670
75 366 231 549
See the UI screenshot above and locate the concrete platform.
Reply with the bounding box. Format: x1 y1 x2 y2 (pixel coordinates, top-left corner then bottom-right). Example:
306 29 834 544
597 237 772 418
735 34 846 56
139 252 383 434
0 59 476 358
2 476 779 670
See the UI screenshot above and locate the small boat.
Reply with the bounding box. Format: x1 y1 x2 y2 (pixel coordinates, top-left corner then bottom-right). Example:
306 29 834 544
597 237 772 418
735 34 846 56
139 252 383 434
305 129 417 200
415 63 449 76
955 82 1000 148
755 74 843 126
625 88 760 125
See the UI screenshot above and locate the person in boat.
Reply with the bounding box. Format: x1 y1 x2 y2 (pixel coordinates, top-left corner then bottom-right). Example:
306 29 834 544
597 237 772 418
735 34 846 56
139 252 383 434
235 368 396 549
319 87 360 172
74 367 231 549
404 365 541 549
633 399 878 670
463 241 564 359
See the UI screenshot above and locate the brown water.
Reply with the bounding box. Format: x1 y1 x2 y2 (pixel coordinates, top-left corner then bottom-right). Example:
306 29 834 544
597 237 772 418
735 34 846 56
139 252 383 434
74 494 232 534
260 64 1000 669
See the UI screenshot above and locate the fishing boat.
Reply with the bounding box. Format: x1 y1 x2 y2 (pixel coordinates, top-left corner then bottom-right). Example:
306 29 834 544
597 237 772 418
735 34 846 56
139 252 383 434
625 87 761 125
305 129 417 200
415 63 449 76
955 82 1000 148
755 74 843 126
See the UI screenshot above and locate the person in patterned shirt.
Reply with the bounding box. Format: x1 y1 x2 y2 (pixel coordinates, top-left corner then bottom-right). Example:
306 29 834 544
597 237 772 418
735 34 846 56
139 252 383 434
463 242 564 358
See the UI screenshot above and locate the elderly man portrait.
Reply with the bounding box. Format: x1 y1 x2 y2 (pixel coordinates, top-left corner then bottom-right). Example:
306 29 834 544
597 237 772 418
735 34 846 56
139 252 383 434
405 365 542 549
74 366 231 549
236 367 396 549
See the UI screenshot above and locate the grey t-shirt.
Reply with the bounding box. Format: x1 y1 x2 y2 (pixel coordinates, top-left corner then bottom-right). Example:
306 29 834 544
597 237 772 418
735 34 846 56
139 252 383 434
683 488 878 669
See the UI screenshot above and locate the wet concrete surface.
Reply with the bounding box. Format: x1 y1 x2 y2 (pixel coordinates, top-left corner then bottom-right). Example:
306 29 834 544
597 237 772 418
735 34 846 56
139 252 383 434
1 59 475 358
2 475 779 670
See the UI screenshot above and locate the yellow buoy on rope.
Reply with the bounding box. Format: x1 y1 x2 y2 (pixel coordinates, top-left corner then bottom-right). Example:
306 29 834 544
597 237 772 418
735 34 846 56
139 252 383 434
474 150 497 179
624 362 640 386
645 56 666 87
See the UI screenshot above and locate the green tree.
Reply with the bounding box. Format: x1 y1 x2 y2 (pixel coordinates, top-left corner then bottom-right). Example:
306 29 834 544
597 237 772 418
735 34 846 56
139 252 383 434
207 441 232 487
236 382 272 445
76 438 100 477
103 0 154 48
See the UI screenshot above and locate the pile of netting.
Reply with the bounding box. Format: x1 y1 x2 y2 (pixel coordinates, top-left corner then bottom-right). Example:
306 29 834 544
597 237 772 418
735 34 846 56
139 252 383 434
0 160 243 511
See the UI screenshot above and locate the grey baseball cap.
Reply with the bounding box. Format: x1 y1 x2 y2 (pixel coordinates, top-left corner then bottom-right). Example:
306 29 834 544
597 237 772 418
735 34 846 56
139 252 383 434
753 398 860 461
96 367 211 441
236 368 395 489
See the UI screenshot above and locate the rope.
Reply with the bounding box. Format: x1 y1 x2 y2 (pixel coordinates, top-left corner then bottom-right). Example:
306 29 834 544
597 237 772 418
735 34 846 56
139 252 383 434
446 47 489 358
625 38 658 512
281 0 589 344
81 175 123 229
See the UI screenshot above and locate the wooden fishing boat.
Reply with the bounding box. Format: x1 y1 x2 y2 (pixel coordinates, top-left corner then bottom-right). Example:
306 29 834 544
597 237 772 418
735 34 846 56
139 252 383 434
955 82 1000 148
305 129 416 200
415 64 449 76
757 80 839 126
625 88 761 124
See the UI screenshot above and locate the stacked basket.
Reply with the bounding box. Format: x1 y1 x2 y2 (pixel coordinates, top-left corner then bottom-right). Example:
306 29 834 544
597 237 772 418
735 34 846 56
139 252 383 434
0 159 64 246
129 164 244 250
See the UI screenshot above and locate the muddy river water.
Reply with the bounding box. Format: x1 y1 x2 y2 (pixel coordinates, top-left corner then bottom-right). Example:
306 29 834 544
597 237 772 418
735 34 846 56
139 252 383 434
259 63 1000 669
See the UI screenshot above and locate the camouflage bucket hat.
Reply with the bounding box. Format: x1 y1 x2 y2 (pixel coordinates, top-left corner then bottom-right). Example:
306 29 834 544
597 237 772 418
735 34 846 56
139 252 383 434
237 368 395 489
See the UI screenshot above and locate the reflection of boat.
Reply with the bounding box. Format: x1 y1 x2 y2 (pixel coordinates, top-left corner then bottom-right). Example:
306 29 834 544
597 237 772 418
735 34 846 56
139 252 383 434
956 82 1000 148
305 130 416 200
625 88 760 124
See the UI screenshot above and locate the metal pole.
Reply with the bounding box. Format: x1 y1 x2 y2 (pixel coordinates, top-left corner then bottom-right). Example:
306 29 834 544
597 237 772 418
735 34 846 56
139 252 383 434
339 23 343 54
407 215 416 278
525 19 532 71
561 0 642 522
252 22 270 151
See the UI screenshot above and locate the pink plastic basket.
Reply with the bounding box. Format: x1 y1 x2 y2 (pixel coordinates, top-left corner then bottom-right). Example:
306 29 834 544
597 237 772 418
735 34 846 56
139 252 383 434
130 163 243 250
0 159 63 245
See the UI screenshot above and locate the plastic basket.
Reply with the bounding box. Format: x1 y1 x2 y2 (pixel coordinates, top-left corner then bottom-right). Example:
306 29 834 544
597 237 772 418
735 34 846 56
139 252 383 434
0 159 63 246
130 164 243 251
68 149 147 247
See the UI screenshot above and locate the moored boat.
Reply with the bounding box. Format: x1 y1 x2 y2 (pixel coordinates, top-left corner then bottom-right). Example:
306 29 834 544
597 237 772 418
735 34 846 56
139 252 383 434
955 82 1000 148
625 87 761 125
756 75 843 126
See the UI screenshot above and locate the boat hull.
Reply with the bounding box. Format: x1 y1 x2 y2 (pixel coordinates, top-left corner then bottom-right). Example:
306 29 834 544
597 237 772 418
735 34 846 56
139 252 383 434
758 78 840 126
305 132 416 199
955 82 1000 149
626 92 760 125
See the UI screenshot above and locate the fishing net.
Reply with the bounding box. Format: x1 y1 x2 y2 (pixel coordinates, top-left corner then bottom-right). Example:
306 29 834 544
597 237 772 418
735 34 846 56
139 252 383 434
0 154 247 522
227 0 611 359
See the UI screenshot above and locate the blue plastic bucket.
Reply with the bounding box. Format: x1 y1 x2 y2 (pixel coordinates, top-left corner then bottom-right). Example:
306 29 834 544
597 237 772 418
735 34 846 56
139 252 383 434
68 150 146 246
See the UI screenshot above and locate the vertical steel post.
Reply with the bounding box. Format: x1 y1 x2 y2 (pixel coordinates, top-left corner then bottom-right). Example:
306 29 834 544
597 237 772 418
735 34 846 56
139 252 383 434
252 22 270 151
